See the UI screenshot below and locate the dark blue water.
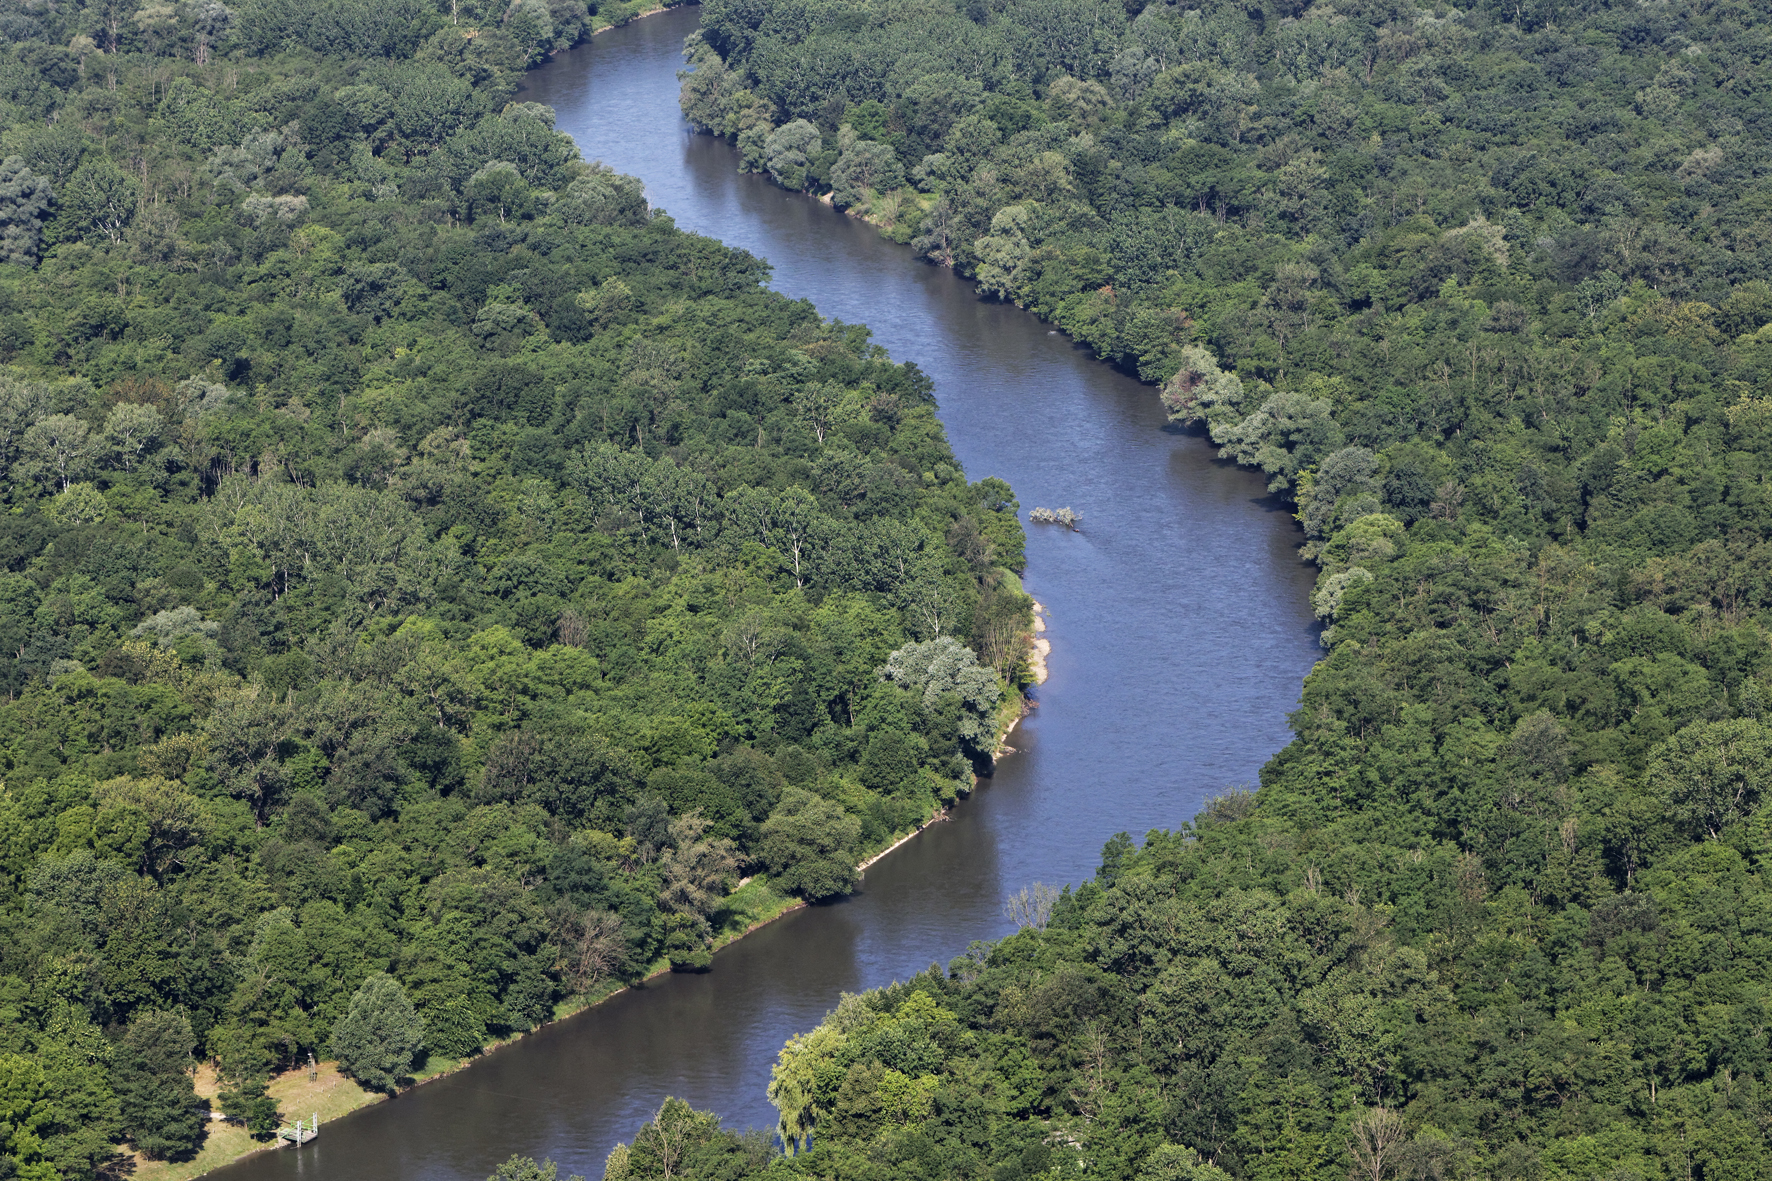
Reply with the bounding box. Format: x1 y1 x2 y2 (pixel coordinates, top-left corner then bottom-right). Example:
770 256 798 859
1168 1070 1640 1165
212 11 1319 1181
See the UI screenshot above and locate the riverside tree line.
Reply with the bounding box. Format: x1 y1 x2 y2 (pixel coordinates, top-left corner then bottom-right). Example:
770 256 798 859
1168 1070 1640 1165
0 0 1035 1173
575 0 1772 1175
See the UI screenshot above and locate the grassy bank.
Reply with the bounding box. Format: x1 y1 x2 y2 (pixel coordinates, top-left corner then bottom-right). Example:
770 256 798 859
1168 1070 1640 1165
813 187 934 245
134 1064 381 1181
587 0 686 35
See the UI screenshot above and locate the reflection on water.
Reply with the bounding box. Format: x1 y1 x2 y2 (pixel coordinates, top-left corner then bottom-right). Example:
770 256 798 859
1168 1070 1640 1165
210 10 1320 1181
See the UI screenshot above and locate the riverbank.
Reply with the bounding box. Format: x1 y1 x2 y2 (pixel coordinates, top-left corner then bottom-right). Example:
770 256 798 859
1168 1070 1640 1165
588 0 683 35
1029 601 1050 685
132 1063 383 1181
151 22 1053 1175
152 714 1036 1181
136 874 809 1181
813 187 931 245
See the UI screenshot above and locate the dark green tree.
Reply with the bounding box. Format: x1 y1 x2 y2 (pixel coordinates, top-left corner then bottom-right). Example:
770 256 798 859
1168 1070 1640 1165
115 1011 205 1161
54 155 136 245
0 157 53 268
757 787 861 901
218 1077 280 1141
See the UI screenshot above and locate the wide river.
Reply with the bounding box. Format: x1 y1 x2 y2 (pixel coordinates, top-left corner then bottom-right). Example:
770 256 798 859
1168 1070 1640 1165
215 9 1320 1180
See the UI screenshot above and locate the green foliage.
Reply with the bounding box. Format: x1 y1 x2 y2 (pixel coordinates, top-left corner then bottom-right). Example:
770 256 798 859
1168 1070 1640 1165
758 787 860 901
830 140 903 210
763 121 821 191
880 635 1003 759
1647 718 1772 840
53 157 137 247
490 1156 584 1181
1137 1144 1231 1181
0 156 51 268
114 1011 205 1161
328 972 424 1092
0 7 1031 1175
603 1099 773 1181
0 1055 59 1181
218 1077 279 1141
657 0 1772 1175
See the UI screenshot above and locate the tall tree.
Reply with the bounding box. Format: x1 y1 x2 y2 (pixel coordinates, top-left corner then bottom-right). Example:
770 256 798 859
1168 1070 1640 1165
115 1012 205 1161
328 974 425 1092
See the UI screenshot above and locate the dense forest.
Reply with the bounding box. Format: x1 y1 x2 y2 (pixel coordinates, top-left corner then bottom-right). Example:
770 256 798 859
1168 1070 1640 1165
597 0 1772 1176
0 0 1036 1174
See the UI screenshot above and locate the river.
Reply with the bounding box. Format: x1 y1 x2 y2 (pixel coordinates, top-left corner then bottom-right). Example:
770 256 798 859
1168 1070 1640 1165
210 9 1321 1180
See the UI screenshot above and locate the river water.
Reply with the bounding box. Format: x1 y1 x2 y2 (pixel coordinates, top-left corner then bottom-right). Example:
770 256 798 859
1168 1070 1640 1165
213 9 1320 1180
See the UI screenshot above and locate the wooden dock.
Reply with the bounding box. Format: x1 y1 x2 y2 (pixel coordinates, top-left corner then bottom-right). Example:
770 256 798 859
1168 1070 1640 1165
277 1115 320 1146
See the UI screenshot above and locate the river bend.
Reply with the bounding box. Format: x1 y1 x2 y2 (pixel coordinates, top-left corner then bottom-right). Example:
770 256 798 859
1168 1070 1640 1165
211 11 1321 1180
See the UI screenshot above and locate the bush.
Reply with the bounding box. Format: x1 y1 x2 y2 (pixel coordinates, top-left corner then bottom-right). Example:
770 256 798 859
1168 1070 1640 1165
219 1077 280 1140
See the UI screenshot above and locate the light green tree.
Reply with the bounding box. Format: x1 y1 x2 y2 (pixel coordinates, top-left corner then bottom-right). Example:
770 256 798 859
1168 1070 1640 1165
1648 718 1772 840
974 205 1033 300
0 1054 62 1181
657 814 741 970
46 483 109 527
101 402 164 473
764 120 821 189
1137 1143 1232 1181
18 414 94 492
613 1098 723 1179
206 690 292 825
488 1156 583 1181
768 1020 846 1154
881 636 1003 756
328 972 424 1092
769 487 821 588
1212 389 1343 493
1160 346 1246 433
831 139 904 208
465 162 534 224
1297 446 1379 540
0 373 50 493
574 277 635 330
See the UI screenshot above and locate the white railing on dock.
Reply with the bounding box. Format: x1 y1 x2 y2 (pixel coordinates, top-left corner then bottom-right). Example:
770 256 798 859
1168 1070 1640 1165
278 1114 320 1145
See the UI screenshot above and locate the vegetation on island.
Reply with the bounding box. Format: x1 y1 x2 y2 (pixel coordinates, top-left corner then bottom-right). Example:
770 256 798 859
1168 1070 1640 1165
0 0 1033 1174
597 0 1772 1175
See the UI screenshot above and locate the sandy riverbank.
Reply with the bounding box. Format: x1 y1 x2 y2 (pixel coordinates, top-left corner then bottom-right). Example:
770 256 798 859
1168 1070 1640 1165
1029 601 1051 685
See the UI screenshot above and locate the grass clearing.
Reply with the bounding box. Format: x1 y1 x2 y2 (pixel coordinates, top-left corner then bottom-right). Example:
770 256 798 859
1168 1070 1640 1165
133 1063 382 1181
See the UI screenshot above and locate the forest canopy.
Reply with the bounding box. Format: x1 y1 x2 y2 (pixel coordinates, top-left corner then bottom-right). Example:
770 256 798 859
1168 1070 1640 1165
604 0 1772 1176
0 0 1033 1173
